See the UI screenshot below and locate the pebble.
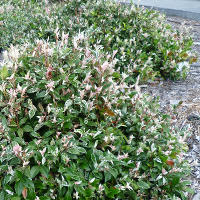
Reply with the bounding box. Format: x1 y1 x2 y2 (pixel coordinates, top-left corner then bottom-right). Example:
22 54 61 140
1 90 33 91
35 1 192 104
169 99 180 105
187 114 200 121
193 193 200 200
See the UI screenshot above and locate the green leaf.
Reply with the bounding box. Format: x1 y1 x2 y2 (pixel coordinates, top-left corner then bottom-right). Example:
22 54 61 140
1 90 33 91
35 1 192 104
30 166 40 178
109 168 118 179
184 186 194 194
137 181 150 189
3 175 12 185
17 128 23 138
15 181 24 196
23 125 33 132
68 147 86 155
11 197 21 200
63 122 72 130
64 99 72 112
112 72 121 79
65 186 73 200
40 166 49 178
34 123 43 132
43 130 55 138
19 118 27 126
28 99 37 119
39 197 51 200
27 87 39 93
1 66 8 80
105 186 120 198
29 108 36 119
0 191 4 200
30 131 40 138
1 116 7 128
104 172 112 182
37 91 46 98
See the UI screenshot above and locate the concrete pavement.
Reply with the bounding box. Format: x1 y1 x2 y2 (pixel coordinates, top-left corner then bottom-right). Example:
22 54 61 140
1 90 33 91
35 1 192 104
119 0 200 21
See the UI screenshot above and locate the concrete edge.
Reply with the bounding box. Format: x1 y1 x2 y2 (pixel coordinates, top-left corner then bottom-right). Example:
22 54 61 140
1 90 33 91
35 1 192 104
118 1 200 21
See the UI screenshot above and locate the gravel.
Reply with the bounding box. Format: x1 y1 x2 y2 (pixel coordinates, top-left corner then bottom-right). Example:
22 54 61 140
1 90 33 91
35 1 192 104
142 15 200 199
0 52 3 63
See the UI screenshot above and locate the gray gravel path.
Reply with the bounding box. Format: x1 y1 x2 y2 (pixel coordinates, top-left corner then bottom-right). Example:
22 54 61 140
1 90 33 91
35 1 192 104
142 16 200 199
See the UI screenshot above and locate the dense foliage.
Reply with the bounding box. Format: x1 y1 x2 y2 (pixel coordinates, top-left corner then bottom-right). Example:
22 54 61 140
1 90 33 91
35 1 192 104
0 32 191 199
0 0 194 199
0 0 196 80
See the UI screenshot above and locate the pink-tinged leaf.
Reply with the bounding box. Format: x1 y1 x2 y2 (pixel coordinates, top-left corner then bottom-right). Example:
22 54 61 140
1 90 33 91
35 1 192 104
22 188 27 199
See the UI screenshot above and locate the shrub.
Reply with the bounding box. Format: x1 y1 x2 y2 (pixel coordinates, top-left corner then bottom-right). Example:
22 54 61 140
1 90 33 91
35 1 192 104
78 0 195 80
0 0 60 48
0 32 191 199
0 0 196 81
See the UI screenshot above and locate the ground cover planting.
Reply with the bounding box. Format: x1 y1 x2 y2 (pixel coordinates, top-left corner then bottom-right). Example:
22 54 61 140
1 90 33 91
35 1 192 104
0 0 196 199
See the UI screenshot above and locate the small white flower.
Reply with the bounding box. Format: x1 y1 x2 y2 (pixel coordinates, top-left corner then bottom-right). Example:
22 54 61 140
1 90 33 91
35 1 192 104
98 184 104 193
6 190 14 195
66 157 70 164
137 147 143 155
109 145 116 151
128 135 134 144
89 178 95 183
85 84 91 91
125 182 133 190
39 147 46 157
35 139 42 145
13 144 22 156
193 159 199 167
52 116 57 123
0 7 4 14
23 161 30 167
37 116 45 123
46 81 55 92
143 33 149 38
117 153 128 160
101 61 109 72
74 181 82 185
151 143 156 153
95 86 102 94
9 45 20 61
135 161 141 171
162 168 168 175
156 174 163 181
110 134 115 142
24 71 30 80
118 185 126 190
74 192 79 199
80 90 85 99
104 136 109 143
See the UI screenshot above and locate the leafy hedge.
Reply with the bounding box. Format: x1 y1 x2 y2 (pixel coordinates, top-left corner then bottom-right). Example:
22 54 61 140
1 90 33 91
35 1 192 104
0 32 191 199
0 0 196 80
0 0 193 199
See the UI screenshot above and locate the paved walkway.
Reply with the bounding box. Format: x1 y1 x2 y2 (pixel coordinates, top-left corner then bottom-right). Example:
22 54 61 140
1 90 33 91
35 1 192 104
135 0 200 13
121 0 200 20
